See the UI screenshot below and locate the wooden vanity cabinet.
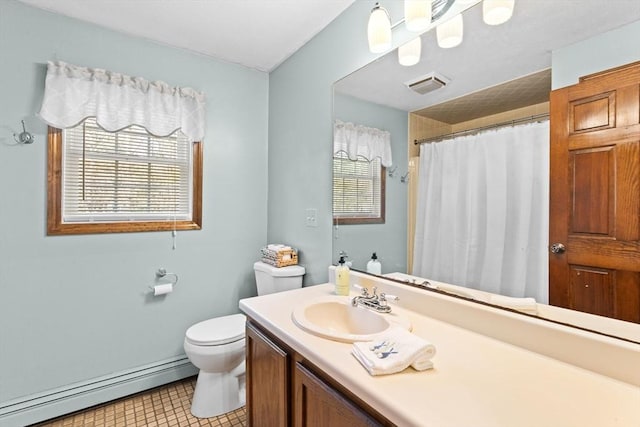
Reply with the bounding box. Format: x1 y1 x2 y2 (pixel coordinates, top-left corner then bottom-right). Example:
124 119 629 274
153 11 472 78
246 319 393 427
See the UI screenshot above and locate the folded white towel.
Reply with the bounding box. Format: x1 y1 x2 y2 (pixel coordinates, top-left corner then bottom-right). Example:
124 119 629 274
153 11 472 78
489 295 538 315
351 327 436 376
411 357 434 371
267 244 292 252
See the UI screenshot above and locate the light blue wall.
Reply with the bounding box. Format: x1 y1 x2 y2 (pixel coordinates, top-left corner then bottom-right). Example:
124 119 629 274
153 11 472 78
333 94 408 273
0 0 268 420
552 20 640 89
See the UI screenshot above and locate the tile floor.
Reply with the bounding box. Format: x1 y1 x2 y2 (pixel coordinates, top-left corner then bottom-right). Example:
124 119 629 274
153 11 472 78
33 377 246 427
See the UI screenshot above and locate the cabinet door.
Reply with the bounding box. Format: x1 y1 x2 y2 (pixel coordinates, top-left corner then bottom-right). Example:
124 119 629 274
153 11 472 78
246 321 290 427
294 362 384 427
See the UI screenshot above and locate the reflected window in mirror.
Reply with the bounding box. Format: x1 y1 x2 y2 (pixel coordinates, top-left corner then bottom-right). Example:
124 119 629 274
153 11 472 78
332 152 385 225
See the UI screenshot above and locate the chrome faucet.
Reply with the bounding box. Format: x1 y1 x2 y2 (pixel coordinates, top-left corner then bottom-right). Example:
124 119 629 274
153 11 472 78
351 286 399 314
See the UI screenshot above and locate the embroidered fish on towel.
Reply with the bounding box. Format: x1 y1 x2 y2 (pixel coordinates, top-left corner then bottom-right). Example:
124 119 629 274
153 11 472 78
378 347 398 359
371 341 397 359
369 340 388 351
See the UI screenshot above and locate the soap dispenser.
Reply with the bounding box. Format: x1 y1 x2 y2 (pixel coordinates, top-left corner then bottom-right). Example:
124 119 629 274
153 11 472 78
335 256 350 296
366 252 382 275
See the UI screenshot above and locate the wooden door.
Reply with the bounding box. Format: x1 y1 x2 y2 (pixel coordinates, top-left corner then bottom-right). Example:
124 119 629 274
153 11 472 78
549 62 640 323
246 321 290 427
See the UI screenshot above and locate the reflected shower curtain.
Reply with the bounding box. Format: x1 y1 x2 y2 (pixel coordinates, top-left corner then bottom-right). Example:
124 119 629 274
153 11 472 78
412 121 550 302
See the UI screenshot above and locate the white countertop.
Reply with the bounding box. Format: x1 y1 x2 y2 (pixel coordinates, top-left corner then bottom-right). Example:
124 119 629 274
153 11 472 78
240 282 640 427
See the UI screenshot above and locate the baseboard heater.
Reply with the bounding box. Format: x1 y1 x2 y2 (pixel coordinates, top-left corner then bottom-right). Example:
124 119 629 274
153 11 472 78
0 355 197 427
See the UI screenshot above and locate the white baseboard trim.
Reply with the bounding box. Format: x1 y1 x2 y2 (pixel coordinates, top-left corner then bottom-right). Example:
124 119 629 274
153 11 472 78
0 355 198 427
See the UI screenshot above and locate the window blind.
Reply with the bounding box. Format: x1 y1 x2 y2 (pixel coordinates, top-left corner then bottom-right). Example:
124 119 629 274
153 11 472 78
333 152 381 218
62 118 192 223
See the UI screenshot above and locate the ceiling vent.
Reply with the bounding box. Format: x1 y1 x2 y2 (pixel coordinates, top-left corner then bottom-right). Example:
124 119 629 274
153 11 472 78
405 72 449 95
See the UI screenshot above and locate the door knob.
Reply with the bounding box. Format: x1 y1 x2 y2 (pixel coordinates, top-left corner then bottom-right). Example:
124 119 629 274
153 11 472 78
550 243 566 254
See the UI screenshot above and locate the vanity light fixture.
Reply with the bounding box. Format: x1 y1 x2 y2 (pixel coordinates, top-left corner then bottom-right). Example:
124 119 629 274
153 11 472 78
404 0 432 32
398 37 422 66
369 0 512 64
436 13 463 48
483 0 515 25
368 3 392 53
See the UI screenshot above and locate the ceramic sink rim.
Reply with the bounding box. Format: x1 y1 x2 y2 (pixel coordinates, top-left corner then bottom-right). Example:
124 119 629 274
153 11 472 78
291 295 412 343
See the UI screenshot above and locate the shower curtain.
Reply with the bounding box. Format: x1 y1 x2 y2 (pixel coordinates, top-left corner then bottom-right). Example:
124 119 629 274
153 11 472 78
412 121 550 302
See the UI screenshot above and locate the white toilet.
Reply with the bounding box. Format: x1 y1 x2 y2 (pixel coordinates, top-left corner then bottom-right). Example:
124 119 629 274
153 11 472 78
183 261 305 418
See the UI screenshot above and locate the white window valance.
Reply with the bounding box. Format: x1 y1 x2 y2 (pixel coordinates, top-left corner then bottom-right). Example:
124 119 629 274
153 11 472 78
38 61 206 142
333 120 392 167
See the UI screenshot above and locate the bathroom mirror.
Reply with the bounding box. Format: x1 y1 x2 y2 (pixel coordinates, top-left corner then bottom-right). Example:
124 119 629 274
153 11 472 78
332 0 640 342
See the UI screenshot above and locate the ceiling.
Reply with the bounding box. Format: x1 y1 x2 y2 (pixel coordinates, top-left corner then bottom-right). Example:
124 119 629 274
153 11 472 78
18 0 356 72
414 68 551 123
335 0 640 119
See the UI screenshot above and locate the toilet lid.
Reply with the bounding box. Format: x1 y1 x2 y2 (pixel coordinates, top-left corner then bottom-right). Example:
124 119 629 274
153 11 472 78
185 313 246 346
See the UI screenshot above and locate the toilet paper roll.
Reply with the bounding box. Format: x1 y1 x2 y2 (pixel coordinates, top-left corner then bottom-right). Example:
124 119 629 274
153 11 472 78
153 283 173 296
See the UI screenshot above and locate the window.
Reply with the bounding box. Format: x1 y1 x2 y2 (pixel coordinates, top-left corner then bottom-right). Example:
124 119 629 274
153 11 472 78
47 118 202 235
333 152 385 224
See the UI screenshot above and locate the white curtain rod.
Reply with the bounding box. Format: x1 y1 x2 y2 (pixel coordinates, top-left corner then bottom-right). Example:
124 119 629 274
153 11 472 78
414 113 550 145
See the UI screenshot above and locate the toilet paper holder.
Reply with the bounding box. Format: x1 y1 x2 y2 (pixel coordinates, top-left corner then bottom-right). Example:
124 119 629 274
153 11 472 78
156 268 178 283
149 268 179 295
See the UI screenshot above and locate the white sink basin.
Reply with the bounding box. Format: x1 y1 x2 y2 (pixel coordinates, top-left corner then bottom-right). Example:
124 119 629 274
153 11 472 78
291 295 411 343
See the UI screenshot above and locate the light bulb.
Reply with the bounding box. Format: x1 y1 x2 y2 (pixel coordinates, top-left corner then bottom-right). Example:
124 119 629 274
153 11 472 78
398 37 421 66
404 0 432 32
436 14 463 48
368 3 392 53
483 0 514 25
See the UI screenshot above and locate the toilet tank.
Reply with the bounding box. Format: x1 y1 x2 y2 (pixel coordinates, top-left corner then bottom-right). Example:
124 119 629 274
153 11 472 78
253 261 305 296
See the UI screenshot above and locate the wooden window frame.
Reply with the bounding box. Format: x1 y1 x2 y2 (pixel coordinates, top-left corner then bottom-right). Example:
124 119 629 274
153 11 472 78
332 156 386 225
47 127 203 235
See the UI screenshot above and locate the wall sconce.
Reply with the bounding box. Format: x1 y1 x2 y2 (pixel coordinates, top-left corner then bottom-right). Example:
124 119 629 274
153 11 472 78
388 165 398 177
14 120 35 144
404 0 432 32
368 3 392 53
398 37 422 66
401 172 410 183
483 0 515 25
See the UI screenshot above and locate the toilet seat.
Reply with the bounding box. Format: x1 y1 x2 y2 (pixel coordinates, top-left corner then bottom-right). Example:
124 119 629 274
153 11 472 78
185 313 246 346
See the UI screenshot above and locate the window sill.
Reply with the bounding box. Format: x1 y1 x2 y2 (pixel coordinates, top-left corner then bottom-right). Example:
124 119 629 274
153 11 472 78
47 220 202 236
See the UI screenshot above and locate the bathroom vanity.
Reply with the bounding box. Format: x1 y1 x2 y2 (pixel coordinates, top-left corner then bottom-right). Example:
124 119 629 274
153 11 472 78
239 271 640 426
245 320 391 426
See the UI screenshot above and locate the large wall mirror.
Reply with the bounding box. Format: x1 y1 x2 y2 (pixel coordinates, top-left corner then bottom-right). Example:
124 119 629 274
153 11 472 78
332 0 640 342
